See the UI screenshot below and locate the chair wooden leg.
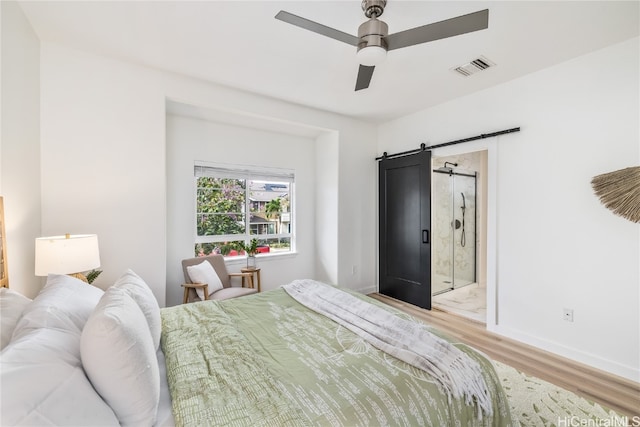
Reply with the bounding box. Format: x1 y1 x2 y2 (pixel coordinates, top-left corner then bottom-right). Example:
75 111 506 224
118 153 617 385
182 288 189 304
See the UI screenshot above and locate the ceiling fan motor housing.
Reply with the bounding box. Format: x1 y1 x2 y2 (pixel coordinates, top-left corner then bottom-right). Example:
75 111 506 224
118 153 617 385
357 18 388 51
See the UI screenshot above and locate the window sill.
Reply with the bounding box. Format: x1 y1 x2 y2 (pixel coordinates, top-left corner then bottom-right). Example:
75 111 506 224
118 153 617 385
224 252 298 267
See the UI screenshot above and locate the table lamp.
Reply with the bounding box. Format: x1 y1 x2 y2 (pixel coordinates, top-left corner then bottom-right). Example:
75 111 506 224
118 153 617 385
35 234 101 283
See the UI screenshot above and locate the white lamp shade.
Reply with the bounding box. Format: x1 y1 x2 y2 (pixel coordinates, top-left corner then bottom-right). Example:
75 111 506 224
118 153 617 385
357 46 387 66
35 234 101 276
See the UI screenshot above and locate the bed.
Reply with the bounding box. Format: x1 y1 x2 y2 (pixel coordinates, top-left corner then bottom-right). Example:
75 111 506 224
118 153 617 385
1 271 514 426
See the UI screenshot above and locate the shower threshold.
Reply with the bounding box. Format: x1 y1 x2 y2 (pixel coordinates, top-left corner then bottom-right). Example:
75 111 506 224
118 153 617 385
432 283 486 323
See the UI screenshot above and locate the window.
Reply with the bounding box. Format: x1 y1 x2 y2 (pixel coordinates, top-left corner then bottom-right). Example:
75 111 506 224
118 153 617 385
194 163 294 258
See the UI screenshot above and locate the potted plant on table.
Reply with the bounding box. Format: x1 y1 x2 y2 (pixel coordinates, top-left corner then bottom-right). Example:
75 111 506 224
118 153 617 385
237 238 259 269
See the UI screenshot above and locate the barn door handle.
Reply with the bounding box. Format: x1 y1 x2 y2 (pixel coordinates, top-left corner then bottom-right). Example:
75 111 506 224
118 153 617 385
422 229 430 244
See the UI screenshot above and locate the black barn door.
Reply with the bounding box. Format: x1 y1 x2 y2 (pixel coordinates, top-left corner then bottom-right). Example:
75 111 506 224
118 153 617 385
379 150 432 309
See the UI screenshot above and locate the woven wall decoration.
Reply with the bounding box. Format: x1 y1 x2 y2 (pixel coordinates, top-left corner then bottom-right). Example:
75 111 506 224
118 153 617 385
591 166 640 223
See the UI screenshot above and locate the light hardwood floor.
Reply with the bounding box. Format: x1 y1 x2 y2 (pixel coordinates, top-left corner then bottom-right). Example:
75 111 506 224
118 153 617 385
369 293 640 418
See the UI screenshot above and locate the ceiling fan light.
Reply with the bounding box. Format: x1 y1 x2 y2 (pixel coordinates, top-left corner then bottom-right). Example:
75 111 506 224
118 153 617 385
357 46 387 66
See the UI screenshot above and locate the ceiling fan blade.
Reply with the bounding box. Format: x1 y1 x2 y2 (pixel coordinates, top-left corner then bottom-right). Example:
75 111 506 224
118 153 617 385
275 11 359 46
386 9 489 51
355 65 375 91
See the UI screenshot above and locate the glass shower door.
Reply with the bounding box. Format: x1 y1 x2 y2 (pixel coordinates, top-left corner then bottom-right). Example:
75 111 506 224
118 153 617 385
432 172 454 294
432 169 477 294
452 174 476 289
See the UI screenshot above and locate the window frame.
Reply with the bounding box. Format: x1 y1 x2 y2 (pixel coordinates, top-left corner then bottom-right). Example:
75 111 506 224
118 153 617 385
194 162 295 258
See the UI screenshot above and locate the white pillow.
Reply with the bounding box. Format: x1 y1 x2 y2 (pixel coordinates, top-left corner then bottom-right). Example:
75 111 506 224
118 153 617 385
113 269 161 350
0 288 32 350
81 286 160 427
1 328 119 426
1 277 118 426
11 274 104 343
186 260 224 300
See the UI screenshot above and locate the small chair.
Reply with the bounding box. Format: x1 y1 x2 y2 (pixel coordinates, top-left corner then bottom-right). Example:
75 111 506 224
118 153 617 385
181 254 258 303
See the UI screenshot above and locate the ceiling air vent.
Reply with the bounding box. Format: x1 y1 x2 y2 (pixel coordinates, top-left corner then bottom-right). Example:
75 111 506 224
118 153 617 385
452 56 496 77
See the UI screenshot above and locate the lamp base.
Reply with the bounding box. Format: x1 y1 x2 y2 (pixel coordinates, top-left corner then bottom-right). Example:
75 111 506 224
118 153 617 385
69 272 89 283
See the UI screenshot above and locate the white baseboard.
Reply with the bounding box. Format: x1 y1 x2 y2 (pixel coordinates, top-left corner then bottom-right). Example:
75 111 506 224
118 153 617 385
492 324 640 383
355 285 377 295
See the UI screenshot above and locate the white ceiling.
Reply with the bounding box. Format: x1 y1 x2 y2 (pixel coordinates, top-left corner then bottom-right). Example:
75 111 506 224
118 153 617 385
18 1 639 122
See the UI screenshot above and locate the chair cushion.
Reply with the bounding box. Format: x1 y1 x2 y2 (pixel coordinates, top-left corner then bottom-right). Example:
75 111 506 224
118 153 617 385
186 260 224 299
209 287 257 301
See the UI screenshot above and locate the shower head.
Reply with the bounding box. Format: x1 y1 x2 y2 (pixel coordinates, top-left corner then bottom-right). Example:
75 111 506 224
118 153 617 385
434 161 458 175
435 166 453 174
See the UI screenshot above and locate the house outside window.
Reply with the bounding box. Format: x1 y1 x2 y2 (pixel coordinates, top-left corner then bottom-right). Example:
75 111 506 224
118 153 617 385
194 163 294 258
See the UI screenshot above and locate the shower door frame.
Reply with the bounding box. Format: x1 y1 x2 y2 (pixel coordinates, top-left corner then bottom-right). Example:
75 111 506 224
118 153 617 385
432 168 478 294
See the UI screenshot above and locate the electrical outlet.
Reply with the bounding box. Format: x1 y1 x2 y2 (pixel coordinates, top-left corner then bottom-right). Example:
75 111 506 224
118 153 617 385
351 265 357 275
563 308 574 322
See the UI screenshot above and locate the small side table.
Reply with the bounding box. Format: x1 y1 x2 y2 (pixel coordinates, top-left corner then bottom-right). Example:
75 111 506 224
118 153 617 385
181 283 209 304
240 268 261 292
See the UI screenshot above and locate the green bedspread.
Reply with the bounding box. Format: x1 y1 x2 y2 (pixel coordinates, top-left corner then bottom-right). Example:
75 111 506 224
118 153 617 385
161 288 514 427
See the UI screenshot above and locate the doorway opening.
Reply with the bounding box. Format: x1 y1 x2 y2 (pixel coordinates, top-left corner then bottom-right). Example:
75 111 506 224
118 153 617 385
431 151 487 323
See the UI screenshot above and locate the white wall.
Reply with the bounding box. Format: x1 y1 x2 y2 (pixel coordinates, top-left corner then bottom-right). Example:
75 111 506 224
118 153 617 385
337 124 378 294
378 37 640 381
0 1 42 297
37 42 377 306
39 43 167 301
165 114 317 306
315 131 339 285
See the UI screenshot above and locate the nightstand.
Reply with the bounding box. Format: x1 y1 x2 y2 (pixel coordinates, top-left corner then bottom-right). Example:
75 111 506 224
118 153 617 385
240 268 261 292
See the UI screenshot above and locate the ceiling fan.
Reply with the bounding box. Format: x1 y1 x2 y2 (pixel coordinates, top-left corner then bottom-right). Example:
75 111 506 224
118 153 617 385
275 0 489 91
